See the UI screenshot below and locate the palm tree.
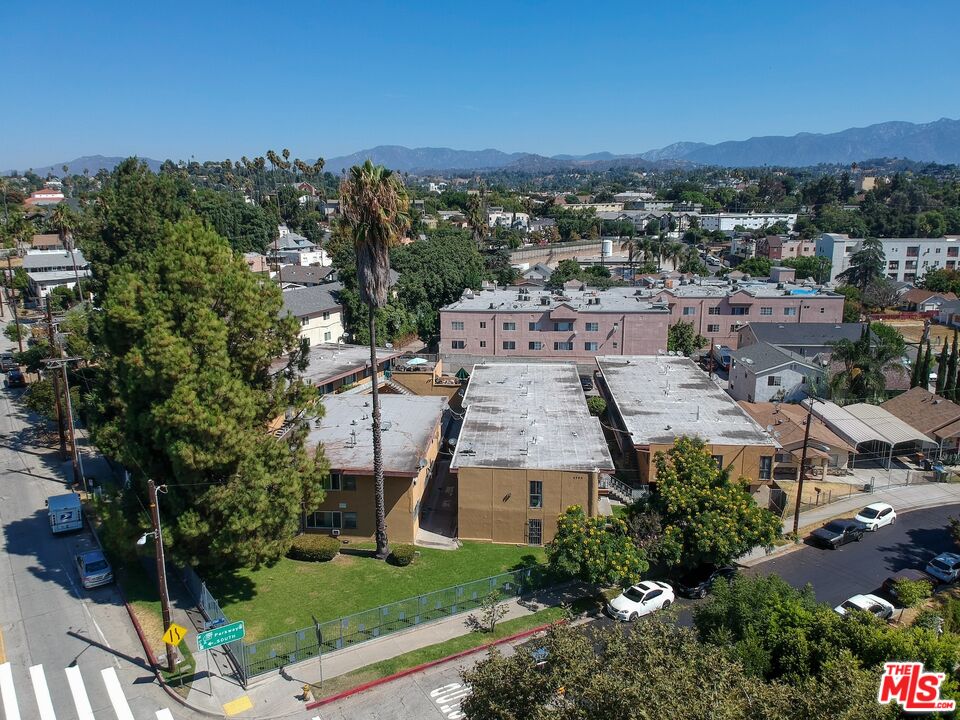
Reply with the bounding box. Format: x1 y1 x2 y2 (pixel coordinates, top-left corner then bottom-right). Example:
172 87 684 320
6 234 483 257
665 243 685 272
829 324 904 403
50 204 83 302
339 161 410 560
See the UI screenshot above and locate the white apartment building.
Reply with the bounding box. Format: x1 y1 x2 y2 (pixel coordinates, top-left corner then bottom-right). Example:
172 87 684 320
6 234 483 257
700 213 798 233
816 233 960 284
487 208 530 230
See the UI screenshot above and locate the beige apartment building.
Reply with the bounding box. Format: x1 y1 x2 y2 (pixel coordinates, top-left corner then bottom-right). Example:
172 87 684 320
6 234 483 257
597 356 778 484
303 395 447 543
452 363 614 545
282 285 344 346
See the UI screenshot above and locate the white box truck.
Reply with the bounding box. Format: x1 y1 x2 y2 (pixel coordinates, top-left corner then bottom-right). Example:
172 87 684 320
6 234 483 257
47 493 83 534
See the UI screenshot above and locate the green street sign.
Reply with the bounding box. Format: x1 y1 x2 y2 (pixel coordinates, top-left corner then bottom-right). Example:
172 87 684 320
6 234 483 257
197 621 245 651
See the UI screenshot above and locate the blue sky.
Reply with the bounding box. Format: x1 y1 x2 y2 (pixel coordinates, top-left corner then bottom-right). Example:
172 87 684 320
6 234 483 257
3 1 959 169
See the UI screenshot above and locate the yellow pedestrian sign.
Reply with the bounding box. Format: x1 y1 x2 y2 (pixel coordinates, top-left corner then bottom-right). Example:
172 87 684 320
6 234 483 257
162 623 188 646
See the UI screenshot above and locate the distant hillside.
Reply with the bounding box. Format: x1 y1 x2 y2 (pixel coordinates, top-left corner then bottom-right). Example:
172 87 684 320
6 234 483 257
676 118 960 167
638 142 709 162
3 154 163 177
323 145 531 173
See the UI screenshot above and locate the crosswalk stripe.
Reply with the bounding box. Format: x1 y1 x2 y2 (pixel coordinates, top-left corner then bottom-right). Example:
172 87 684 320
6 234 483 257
29 664 57 720
100 667 135 720
64 665 95 720
0 662 21 720
156 709 175 720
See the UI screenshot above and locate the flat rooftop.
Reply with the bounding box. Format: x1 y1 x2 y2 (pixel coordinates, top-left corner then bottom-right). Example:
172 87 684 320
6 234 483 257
307 395 447 476
270 343 403 385
597 355 777 447
451 363 614 472
441 281 836 313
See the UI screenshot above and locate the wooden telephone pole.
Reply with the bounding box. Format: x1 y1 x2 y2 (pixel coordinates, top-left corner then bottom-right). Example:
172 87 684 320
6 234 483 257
148 480 177 673
44 297 67 457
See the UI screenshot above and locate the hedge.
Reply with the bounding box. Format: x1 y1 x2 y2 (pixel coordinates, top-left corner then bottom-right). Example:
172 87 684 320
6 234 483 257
389 543 416 567
287 534 341 562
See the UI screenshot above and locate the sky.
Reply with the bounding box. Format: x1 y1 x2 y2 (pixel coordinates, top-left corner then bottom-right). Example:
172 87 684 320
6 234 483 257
3 0 960 169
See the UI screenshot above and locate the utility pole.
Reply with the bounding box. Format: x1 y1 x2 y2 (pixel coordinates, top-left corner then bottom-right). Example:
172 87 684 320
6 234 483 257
43 357 84 491
792 409 813 536
45 297 67 457
148 480 177 673
6 255 22 353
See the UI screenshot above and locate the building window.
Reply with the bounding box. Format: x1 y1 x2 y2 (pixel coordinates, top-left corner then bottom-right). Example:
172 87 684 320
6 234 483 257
306 511 340 529
949 247 959 258
760 307 773 316
529 480 543 508
759 456 772 480
682 307 695 316
907 246 920 257
342 476 357 491
301 318 310 326
585 322 599 332
324 331 332 342
553 321 574 332
528 322 540 331
503 341 516 350
584 342 599 351
554 342 574 351
819 307 825 313
888 260 900 269
708 307 721 315
479 321 486 329
784 307 797 316
451 321 464 331
322 311 331 320
324 473 342 491
503 322 516 331
731 307 748 316
479 340 487 348
342 512 357 530
528 341 544 350
527 519 543 546
767 375 782 386
937 247 942 253
707 324 720 333
451 340 465 349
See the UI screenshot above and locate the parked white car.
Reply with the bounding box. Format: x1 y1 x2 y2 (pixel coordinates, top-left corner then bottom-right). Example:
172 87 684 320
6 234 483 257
854 503 897 531
834 593 895 620
606 581 675 621
926 552 960 583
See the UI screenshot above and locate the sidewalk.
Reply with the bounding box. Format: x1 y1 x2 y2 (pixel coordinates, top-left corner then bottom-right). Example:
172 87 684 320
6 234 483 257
172 582 586 718
740 480 960 566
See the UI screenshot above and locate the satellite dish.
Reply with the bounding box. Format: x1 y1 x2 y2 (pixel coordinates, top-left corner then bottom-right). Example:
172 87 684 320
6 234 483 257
766 424 774 433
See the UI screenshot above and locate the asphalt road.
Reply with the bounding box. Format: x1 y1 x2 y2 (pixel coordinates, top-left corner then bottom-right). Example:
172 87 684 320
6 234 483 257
326 503 960 718
0 317 184 718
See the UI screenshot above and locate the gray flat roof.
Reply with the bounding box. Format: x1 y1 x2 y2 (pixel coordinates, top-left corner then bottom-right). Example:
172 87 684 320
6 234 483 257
745 322 863 346
23 250 87 269
597 355 777 447
451 363 614 472
27 270 91 282
270 343 403 384
307 395 447 476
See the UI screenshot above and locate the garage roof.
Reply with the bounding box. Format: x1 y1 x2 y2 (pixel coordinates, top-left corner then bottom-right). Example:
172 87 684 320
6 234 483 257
843 403 939 448
804 400 890 449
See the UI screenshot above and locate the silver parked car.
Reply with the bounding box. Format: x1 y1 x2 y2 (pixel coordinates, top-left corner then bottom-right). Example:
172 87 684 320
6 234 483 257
75 550 113 589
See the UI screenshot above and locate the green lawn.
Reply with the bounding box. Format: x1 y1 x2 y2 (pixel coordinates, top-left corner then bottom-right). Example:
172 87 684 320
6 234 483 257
308 606 566 699
207 541 547 641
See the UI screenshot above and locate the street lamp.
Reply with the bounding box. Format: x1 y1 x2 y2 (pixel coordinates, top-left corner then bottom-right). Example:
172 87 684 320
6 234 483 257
138 479 176 673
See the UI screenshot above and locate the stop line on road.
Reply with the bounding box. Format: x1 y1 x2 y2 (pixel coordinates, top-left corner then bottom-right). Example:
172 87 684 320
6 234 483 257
0 661 172 719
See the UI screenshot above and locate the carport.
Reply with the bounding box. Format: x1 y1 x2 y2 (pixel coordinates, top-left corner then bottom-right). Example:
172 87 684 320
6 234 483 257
843 403 940 463
803 400 893 468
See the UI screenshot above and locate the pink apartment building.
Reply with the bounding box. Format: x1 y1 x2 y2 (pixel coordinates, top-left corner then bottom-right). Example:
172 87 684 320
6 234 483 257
440 281 844 363
760 235 817 261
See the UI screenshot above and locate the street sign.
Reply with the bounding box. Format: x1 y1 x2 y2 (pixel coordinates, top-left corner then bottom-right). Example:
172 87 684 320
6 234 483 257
197 620 245 651
162 623 188 646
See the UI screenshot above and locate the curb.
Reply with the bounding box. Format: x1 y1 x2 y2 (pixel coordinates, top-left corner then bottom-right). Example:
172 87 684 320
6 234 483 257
306 620 564 710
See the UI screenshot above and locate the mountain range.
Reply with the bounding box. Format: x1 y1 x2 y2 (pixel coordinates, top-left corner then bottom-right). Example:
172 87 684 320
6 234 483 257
7 118 960 177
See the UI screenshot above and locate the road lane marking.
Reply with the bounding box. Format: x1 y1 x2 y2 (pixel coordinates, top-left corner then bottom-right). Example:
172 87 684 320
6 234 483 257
65 665 95 720
431 682 468 719
0 626 6 664
0 662 21 720
29 664 57 720
101 667 135 720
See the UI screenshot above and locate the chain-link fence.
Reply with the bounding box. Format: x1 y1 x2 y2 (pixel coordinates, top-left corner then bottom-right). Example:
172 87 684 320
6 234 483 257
181 565 535 683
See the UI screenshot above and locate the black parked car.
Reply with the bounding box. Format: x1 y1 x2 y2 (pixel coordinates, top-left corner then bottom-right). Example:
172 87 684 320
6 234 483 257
6 369 25 388
580 375 594 391
809 518 867 549
675 565 738 598
0 354 16 371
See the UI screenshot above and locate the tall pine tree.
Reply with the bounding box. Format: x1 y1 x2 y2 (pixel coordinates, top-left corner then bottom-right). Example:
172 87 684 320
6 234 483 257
921 340 934 393
945 332 958 401
936 342 950 395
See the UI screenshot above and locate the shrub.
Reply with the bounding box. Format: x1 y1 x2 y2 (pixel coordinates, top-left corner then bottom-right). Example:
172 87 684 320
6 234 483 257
586 396 607 416
942 597 960 633
389 544 416 567
893 578 933 608
287 534 340 562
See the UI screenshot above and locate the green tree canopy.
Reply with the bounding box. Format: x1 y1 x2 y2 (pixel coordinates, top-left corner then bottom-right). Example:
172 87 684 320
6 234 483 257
837 238 885 292
639 437 781 568
667 321 708 356
547 506 647 587
93 218 326 567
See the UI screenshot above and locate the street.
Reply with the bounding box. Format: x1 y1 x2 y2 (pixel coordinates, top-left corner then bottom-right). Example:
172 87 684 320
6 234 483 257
0 316 183 718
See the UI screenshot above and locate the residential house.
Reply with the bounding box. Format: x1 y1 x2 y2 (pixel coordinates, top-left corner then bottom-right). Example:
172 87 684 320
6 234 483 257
519 264 553 284
23 187 65 207
699 213 798 233
452 363 614 545
23 250 88 273
900 288 957 312
27 271 90 299
243 252 269 274
739 402 855 478
270 230 330 267
303 395 447 543
277 265 336 287
528 218 557 235
270 342 404 397
281 285 344 346
817 233 960 284
759 235 816 261
727 342 825 403
736 322 865 355
30 234 64 251
597 355 778 485
938 300 960 328
487 207 529 230
881 387 960 455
